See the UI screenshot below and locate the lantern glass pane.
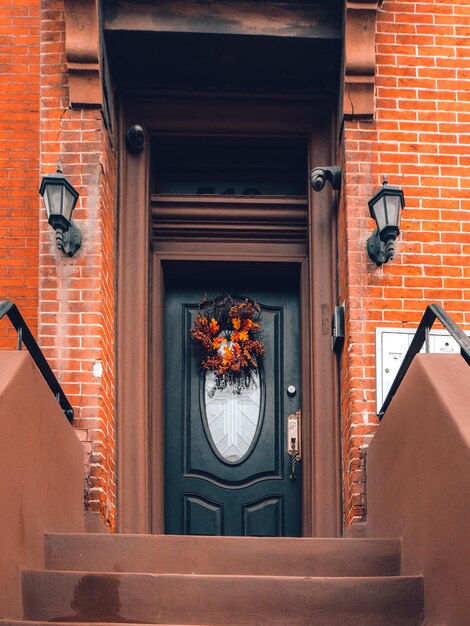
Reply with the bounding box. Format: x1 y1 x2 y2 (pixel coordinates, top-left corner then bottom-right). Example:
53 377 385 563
371 196 387 231
62 186 76 221
44 184 64 218
385 195 401 228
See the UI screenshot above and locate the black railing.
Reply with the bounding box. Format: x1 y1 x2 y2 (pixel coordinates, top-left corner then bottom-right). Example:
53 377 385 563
0 300 74 422
378 303 470 419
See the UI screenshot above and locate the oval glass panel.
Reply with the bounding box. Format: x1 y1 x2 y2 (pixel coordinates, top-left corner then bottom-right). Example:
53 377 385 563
204 371 261 463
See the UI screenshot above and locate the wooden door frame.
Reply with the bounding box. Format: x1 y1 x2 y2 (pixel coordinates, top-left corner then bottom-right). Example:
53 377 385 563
117 90 341 536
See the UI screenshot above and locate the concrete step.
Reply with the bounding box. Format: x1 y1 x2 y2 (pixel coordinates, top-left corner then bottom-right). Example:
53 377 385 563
45 534 401 577
22 570 423 626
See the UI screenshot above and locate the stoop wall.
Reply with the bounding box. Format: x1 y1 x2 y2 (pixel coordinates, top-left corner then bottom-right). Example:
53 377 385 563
0 0 468 532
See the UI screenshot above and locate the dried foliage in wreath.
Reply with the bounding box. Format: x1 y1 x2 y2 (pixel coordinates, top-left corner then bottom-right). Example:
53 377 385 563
190 294 265 392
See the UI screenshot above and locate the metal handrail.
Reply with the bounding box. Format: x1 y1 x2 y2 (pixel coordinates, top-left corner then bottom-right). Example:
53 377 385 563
378 303 470 419
0 300 74 422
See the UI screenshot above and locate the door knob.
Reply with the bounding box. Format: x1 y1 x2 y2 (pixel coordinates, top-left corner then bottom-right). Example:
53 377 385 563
287 410 301 480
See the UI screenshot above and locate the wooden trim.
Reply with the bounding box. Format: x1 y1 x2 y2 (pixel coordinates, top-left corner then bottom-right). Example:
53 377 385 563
300 258 313 536
104 0 341 40
63 0 102 107
308 107 341 537
118 92 340 536
151 195 308 205
343 1 381 121
123 86 334 103
150 258 164 533
116 103 151 533
154 242 308 261
152 196 308 244
151 252 308 537
123 93 335 135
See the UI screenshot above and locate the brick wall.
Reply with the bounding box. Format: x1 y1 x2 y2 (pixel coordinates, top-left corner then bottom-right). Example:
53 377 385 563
0 0 39 345
39 0 117 529
340 0 470 528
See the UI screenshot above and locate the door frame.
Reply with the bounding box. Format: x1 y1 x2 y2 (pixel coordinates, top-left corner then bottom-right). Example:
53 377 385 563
117 90 341 536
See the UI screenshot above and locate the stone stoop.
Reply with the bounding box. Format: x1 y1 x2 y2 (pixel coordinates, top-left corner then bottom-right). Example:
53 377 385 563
2 535 423 625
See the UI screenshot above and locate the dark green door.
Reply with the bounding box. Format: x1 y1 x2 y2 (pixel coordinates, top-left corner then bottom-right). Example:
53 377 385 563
164 262 302 536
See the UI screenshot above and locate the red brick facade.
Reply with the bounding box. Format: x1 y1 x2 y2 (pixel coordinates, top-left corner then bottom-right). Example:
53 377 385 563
340 0 470 527
0 0 40 345
38 0 117 529
0 0 468 532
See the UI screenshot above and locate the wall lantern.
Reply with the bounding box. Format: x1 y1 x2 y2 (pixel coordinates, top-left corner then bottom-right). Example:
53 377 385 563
39 164 81 257
367 177 405 266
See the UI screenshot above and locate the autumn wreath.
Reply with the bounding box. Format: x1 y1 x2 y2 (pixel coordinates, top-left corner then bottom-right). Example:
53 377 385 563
190 295 265 391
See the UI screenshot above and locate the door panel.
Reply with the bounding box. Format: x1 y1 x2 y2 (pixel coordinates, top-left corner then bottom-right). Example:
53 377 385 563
164 262 301 536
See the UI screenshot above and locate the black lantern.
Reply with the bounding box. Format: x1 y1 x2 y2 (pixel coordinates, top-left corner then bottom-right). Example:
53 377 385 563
39 165 81 257
367 177 405 266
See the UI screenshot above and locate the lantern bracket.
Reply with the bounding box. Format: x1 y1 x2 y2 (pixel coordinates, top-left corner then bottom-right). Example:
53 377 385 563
126 124 145 154
51 218 82 257
367 229 387 266
309 166 342 192
367 227 398 267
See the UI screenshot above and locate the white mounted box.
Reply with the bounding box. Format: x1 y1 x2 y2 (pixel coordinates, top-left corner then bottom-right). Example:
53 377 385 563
375 327 467 414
